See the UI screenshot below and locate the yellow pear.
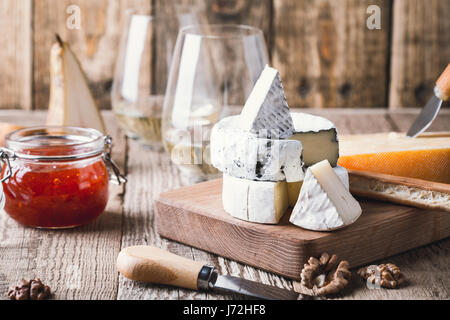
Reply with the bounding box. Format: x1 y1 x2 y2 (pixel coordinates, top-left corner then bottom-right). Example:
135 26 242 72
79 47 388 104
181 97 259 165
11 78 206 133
47 34 106 133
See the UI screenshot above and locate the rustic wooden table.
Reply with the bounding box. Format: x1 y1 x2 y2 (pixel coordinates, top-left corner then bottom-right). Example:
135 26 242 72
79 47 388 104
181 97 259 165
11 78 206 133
0 109 449 300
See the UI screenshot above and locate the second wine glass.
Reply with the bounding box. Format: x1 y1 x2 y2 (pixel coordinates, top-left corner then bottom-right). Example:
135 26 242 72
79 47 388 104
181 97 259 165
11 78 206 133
162 24 269 183
112 9 202 150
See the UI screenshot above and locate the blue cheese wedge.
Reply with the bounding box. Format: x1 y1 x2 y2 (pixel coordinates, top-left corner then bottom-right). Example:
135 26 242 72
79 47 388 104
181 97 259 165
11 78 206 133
210 115 304 182
239 65 294 139
289 113 339 167
290 160 361 231
222 174 289 224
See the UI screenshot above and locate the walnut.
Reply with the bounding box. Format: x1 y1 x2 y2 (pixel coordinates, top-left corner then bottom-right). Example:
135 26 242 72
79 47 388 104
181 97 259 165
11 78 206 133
7 279 30 300
358 263 405 289
299 253 351 296
29 278 52 300
8 278 51 300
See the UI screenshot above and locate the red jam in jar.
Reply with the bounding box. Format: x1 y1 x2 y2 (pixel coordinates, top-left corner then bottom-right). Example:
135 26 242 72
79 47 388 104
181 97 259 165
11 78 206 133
1 127 112 229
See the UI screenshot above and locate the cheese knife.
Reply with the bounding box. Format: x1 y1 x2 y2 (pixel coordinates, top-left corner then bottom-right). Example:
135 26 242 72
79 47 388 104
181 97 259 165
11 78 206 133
407 63 450 138
117 245 314 300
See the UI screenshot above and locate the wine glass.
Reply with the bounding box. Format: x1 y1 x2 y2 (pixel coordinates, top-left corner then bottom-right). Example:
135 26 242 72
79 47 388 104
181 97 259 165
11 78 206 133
162 24 269 183
112 9 201 150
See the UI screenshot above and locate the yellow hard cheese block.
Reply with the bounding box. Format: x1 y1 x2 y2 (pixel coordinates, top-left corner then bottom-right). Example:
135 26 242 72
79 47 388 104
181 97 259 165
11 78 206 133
338 132 450 184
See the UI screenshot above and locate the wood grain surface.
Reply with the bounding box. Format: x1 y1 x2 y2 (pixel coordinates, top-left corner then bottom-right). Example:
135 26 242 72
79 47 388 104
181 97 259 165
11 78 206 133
155 177 450 280
0 109 449 300
1 0 450 110
272 0 391 109
0 0 33 110
389 0 450 109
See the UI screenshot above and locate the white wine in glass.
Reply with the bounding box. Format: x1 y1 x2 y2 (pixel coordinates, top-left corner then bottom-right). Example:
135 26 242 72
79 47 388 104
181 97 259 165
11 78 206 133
162 24 269 183
112 9 201 149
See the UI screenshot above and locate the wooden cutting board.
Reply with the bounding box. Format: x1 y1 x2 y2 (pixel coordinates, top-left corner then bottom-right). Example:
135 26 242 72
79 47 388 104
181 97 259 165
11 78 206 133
155 178 450 280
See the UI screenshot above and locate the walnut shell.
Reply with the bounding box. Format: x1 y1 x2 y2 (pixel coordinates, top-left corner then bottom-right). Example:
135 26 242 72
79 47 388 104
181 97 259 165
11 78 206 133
7 279 30 300
297 253 351 296
30 278 52 300
7 278 51 300
358 263 405 289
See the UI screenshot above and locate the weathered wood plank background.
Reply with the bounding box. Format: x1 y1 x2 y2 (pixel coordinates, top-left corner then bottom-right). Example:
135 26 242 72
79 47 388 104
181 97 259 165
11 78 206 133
0 0 448 110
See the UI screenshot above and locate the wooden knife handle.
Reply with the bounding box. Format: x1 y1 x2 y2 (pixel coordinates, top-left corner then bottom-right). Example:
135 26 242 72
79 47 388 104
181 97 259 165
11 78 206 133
436 63 450 101
117 246 205 290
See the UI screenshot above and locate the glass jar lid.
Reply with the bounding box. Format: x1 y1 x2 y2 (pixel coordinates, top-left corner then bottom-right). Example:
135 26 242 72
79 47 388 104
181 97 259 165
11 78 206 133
0 126 126 185
5 126 105 161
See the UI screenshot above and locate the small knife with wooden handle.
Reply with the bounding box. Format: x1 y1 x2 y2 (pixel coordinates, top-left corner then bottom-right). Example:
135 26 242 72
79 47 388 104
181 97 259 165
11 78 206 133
407 63 450 138
117 246 315 300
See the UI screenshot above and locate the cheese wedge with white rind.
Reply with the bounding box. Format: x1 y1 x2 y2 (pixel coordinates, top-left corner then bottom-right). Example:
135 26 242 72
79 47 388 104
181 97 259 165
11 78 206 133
211 115 304 182
239 65 294 139
290 160 361 231
289 113 339 167
222 174 289 224
287 166 349 207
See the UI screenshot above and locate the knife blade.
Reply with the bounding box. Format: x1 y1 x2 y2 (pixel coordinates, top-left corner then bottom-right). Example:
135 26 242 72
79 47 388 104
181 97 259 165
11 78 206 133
211 274 309 300
117 246 315 300
406 94 442 138
407 63 450 138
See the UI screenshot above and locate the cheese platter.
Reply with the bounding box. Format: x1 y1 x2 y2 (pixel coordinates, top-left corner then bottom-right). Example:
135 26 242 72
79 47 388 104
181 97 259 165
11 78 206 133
155 64 450 282
155 176 450 280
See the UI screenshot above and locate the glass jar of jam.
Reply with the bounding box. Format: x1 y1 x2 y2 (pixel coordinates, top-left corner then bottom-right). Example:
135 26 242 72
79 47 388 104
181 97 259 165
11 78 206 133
0 181 4 211
0 127 125 229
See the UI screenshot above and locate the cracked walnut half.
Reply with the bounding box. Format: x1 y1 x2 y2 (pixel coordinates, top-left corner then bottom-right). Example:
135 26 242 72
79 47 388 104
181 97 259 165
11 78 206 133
358 263 405 289
298 253 351 296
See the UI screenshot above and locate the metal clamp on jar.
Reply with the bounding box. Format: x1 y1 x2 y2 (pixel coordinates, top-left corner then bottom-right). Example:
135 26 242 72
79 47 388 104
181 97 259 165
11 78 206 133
0 126 126 229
